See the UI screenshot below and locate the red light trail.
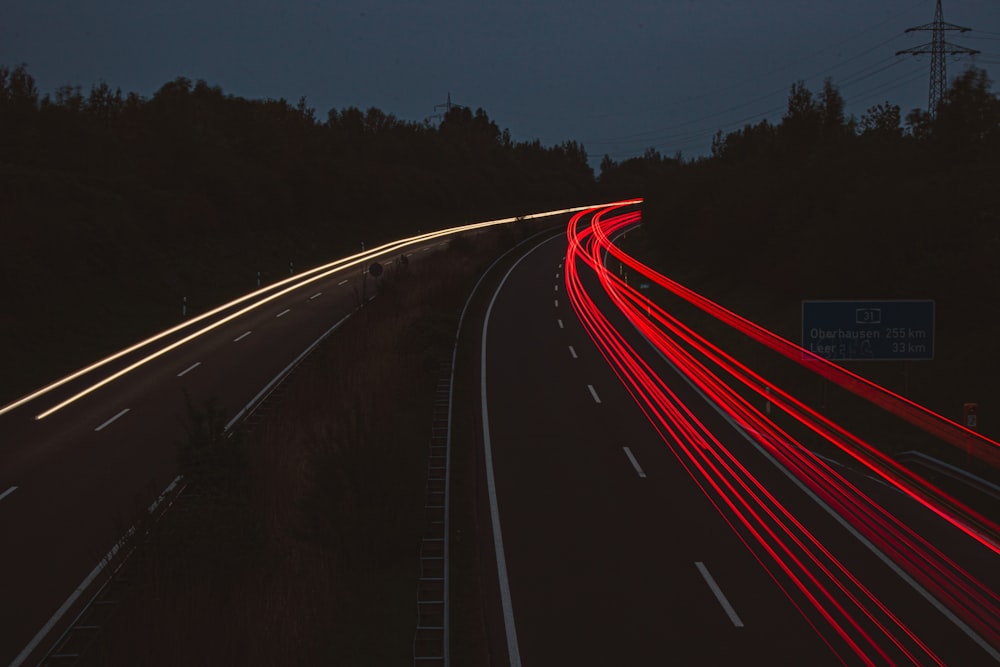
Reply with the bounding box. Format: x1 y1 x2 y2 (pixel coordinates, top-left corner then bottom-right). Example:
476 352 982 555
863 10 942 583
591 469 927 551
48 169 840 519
563 204 1000 664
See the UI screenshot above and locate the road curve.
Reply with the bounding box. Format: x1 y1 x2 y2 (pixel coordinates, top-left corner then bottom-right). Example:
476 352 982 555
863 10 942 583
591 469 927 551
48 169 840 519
476 204 1000 665
0 201 640 666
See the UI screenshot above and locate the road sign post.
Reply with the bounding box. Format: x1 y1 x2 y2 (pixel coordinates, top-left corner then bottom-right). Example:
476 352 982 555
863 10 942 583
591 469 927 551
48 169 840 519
964 402 979 430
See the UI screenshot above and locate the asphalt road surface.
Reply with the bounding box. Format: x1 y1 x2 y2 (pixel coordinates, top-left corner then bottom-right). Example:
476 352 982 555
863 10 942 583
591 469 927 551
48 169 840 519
477 212 999 665
0 236 454 666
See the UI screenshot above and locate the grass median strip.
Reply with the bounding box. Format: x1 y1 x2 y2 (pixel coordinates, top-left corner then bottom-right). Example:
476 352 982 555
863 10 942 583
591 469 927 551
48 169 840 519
85 227 538 666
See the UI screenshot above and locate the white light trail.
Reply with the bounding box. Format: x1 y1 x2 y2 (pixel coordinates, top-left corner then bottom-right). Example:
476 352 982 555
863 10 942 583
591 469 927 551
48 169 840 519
3 199 640 420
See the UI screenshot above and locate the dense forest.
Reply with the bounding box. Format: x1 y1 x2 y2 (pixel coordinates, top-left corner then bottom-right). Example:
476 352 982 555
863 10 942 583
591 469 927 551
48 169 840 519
4 62 999 413
600 68 999 308
598 68 1000 438
0 64 595 397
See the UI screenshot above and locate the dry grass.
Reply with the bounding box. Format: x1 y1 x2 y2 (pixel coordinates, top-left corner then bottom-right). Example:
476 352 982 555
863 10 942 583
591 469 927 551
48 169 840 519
88 228 530 666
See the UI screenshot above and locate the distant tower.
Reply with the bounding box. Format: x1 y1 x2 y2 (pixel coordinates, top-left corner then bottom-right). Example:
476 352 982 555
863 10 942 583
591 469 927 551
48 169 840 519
428 92 456 123
897 0 979 116
436 92 454 115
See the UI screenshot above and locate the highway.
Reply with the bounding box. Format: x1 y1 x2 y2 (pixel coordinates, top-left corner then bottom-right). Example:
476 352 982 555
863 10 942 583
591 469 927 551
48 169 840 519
0 241 421 665
0 204 618 666
4 199 997 665
477 204 1000 665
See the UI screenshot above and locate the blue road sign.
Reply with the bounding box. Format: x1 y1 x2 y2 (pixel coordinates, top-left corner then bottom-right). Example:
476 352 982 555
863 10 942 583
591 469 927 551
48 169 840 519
801 300 935 361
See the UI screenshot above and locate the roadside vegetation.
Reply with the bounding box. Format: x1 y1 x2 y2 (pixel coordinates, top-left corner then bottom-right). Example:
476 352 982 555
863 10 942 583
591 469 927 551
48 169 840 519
88 227 541 665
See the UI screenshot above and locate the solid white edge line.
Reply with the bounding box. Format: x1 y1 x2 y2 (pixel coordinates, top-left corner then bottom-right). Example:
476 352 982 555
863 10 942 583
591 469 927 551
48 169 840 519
233 331 252 342
620 244 1000 662
0 486 17 502
481 235 562 666
569 346 578 359
11 210 631 667
587 384 602 404
623 447 647 479
11 475 183 667
94 408 129 432
223 312 353 432
176 362 201 378
696 561 744 628
449 226 563 666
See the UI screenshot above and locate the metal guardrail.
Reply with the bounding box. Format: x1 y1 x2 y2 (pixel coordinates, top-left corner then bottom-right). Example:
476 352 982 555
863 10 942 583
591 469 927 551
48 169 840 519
33 476 186 666
31 309 363 666
412 364 451 666
894 450 1000 501
409 225 571 667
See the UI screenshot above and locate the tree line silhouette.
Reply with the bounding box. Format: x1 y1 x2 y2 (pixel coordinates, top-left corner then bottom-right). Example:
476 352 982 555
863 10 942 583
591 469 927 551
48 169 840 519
0 64 593 275
600 68 999 313
3 63 998 402
0 65 596 395
597 68 1000 435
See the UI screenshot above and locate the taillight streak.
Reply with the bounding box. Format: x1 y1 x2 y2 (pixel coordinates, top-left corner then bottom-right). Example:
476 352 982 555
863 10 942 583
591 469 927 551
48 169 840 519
584 210 1000 637
563 204 999 662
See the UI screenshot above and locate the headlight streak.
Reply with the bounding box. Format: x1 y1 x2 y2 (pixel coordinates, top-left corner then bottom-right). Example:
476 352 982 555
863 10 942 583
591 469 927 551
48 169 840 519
565 205 1000 663
2 200 640 421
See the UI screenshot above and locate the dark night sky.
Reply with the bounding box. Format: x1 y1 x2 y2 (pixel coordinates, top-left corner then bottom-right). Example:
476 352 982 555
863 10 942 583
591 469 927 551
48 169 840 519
3 1 999 167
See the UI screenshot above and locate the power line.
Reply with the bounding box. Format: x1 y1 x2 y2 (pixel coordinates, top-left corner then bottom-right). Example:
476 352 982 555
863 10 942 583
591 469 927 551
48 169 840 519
896 0 979 116
427 92 458 123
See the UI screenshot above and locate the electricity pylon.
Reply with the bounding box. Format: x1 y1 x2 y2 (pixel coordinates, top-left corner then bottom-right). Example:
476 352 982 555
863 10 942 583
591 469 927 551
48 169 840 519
897 0 979 116
428 92 457 124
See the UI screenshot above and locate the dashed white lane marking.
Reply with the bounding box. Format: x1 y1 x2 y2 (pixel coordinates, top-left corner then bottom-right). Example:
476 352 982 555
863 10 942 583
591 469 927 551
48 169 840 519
177 362 201 378
623 447 647 478
568 346 578 359
695 562 744 627
276 309 291 318
557 319 564 329
0 486 17 502
554 299 559 308
309 292 322 300
233 331 253 342
587 384 601 404
655 337 999 659
554 284 558 292
422 247 432 252
338 279 349 286
95 408 130 432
